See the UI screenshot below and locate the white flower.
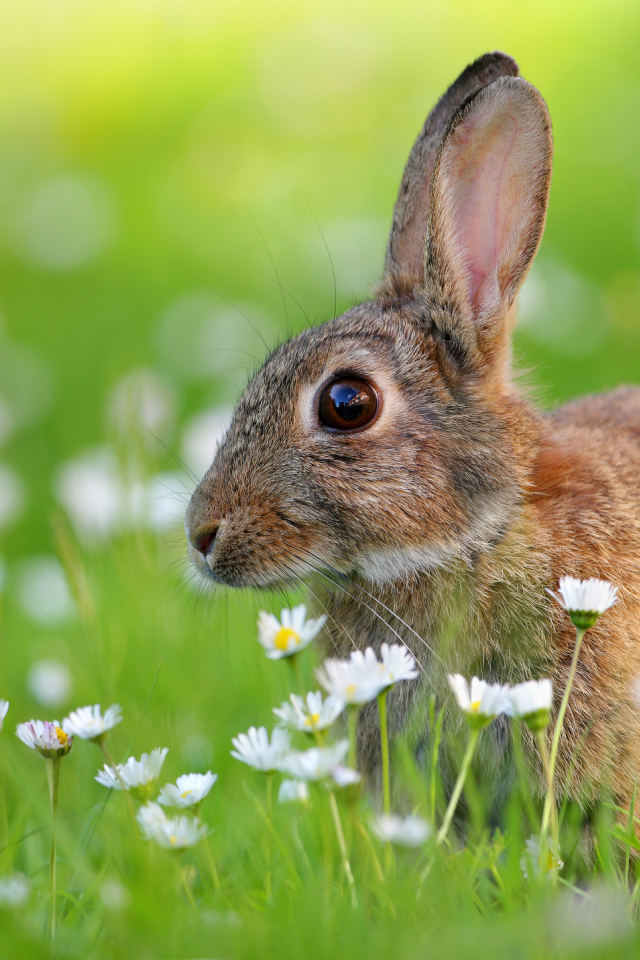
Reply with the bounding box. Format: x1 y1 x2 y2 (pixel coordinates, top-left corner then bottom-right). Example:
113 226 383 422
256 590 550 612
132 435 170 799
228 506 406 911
507 680 553 731
552 576 617 629
158 771 218 808
0 873 30 909
230 726 290 773
278 740 349 782
63 703 122 741
330 764 362 789
16 719 73 758
379 643 419 688
136 802 207 850
278 779 310 804
447 675 509 729
520 834 564 881
95 747 168 801
273 691 344 733
0 700 8 732
371 814 431 848
27 660 72 707
316 657 385 706
257 604 327 659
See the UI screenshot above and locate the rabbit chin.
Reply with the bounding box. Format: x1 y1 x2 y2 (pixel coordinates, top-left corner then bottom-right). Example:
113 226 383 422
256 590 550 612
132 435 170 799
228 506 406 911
354 543 456 586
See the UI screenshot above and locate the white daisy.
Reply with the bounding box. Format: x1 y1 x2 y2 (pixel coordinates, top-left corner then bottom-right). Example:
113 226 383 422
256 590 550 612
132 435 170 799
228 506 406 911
257 604 327 660
16 719 73 758
0 700 8 732
379 643 419 688
278 739 349 782
62 703 122 742
506 680 553 731
230 726 290 773
330 764 362 789
95 747 168 801
316 657 386 706
273 691 344 733
447 675 509 729
137 802 207 850
278 779 310 804
520 834 564 881
371 814 431 848
158 771 218 809
0 873 30 909
552 576 617 629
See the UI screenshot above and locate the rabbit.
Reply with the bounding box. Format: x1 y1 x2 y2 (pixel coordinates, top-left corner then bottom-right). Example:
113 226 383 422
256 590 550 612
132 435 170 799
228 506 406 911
185 51 640 809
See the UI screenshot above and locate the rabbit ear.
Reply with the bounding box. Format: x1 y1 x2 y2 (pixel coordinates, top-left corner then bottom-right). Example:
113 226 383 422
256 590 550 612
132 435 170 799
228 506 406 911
424 76 553 371
382 52 519 294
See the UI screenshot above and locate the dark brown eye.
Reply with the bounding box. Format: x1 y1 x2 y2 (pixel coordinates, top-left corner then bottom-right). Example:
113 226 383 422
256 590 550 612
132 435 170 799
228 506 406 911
318 378 379 431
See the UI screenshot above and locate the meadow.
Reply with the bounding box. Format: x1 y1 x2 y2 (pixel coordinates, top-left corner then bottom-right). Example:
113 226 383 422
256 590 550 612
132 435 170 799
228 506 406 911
2 1 640 957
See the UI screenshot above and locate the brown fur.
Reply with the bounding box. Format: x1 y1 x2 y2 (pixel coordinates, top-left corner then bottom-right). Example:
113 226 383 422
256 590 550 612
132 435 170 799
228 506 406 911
185 53 640 808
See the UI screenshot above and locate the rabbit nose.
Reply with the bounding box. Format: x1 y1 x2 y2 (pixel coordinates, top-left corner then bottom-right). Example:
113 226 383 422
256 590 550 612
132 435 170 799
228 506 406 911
192 523 220 557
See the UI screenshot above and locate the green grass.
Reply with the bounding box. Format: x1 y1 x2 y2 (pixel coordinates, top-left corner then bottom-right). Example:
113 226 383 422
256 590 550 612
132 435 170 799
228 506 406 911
2 0 640 956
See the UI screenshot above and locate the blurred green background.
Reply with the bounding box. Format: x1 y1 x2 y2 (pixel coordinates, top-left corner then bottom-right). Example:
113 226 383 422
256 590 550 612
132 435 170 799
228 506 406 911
1 1 640 956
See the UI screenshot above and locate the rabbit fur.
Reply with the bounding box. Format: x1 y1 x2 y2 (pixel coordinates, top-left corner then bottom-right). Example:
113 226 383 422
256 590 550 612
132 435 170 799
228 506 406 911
186 52 640 808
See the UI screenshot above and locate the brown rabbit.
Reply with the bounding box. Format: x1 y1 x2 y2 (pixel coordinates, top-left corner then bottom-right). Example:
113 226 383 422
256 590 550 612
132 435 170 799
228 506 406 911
185 52 640 807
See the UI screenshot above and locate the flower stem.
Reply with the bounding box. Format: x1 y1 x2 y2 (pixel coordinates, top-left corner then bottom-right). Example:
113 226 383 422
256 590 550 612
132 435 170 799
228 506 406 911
535 727 558 882
202 830 220 892
348 706 358 770
47 757 61 949
540 626 586 848
289 654 306 696
328 790 357 908
265 773 273 902
378 690 390 815
435 727 480 846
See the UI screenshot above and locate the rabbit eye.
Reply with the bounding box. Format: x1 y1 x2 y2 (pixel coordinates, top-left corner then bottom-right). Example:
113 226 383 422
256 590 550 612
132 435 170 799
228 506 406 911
318 378 379 431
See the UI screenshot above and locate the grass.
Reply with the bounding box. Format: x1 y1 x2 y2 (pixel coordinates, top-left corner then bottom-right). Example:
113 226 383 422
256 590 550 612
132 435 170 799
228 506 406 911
2 534 640 959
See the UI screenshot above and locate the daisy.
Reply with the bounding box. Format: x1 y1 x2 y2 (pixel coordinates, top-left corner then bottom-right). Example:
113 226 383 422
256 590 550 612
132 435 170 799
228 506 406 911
278 740 349 782
520 834 564 881
379 643 419 688
0 873 30 909
62 703 122 742
552 576 618 630
447 675 509 729
507 679 553 731
257 604 327 660
316 657 386 706
0 700 8 732
273 691 344 733
230 726 290 773
95 747 168 801
278 779 310 804
330 764 362 789
137 803 207 850
16 719 73 759
158 771 217 809
371 814 431 848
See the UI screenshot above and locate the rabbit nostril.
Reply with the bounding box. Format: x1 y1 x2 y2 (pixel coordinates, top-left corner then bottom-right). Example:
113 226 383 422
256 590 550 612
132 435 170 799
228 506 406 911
193 524 219 557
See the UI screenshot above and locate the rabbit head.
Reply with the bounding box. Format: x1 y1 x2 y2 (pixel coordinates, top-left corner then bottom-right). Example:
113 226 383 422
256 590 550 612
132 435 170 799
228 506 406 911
185 52 553 590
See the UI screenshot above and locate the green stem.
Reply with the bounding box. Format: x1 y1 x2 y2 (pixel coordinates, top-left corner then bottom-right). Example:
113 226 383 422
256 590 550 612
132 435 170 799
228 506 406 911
202 830 220 892
435 727 480 846
180 863 197 907
328 790 357 908
47 757 61 950
265 774 273 902
378 690 390 815
535 727 558 883
348 706 358 770
289 654 306 696
540 626 586 845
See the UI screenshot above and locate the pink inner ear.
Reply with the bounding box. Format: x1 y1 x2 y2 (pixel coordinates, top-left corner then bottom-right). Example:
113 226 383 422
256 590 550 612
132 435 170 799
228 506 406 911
446 111 520 311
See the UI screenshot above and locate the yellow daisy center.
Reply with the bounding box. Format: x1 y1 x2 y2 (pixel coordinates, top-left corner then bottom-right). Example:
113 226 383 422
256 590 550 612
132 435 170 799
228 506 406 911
180 789 192 798
305 713 320 728
345 684 357 698
274 626 301 651
56 727 69 744
470 700 481 713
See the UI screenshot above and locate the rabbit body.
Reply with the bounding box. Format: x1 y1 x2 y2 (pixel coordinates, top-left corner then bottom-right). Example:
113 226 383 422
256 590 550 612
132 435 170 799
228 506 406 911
186 53 640 805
